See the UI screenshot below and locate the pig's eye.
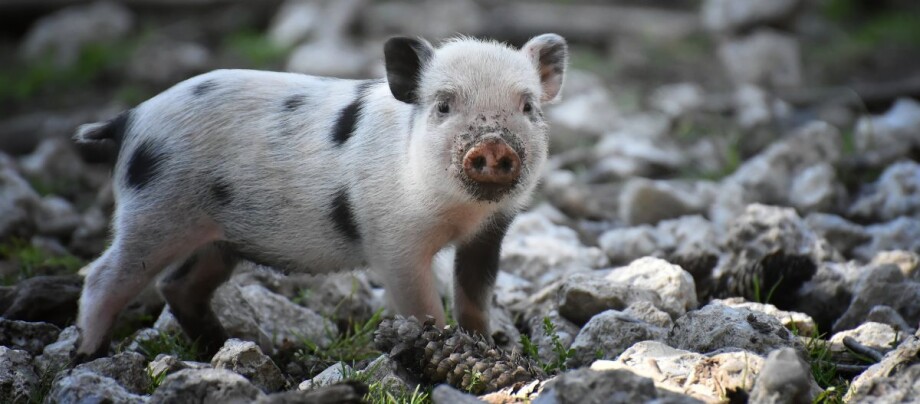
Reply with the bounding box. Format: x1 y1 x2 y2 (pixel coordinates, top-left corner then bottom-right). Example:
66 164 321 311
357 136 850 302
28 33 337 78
522 102 533 113
437 101 450 114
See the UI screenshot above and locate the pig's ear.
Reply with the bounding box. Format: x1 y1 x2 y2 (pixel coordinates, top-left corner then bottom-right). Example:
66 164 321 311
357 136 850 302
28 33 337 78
384 37 434 104
521 34 568 104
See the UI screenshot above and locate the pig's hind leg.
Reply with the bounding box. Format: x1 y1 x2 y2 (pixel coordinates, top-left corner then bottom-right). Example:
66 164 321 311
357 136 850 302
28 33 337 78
75 209 222 362
157 242 238 357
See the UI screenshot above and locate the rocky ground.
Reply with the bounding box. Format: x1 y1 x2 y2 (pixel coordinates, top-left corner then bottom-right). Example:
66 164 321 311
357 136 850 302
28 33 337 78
2 0 920 403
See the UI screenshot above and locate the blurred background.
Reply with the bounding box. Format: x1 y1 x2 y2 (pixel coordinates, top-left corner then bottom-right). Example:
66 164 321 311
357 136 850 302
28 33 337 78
2 0 919 154
1 0 920 326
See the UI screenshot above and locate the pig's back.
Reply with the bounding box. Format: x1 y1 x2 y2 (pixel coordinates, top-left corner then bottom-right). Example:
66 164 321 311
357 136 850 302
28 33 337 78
118 70 379 272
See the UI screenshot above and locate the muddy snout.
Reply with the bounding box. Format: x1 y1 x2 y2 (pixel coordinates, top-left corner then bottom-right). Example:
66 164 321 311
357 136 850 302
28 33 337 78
462 138 522 187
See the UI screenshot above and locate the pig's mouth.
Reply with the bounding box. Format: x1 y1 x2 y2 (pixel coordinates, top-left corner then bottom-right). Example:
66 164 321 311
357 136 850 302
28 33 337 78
453 125 527 202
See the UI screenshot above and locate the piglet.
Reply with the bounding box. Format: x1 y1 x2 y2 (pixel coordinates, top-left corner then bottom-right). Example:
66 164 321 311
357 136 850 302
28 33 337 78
72 34 568 360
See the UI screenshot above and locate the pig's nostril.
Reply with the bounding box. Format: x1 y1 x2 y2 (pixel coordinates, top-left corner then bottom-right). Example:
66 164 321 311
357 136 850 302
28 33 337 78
472 156 486 171
498 157 513 173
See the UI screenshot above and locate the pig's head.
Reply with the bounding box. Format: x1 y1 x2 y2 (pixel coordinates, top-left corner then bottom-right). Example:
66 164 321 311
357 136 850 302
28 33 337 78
384 34 567 205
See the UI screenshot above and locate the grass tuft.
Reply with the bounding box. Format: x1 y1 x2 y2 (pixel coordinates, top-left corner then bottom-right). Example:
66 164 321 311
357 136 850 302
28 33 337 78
0 40 135 103
363 382 431 404
341 361 432 404
147 367 168 395
28 364 65 404
295 308 384 374
0 238 85 285
521 317 575 374
134 329 199 361
752 274 783 305
803 332 849 404
465 369 483 394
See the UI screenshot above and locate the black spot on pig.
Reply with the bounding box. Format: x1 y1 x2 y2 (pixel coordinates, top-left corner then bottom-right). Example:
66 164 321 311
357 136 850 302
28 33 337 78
75 110 132 164
192 80 217 97
284 95 305 112
332 99 361 145
211 179 233 206
330 81 379 145
126 140 167 190
330 189 360 241
105 111 131 146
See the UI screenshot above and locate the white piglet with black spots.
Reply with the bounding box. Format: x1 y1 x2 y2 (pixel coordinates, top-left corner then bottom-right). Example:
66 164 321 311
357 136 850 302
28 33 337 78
72 34 568 360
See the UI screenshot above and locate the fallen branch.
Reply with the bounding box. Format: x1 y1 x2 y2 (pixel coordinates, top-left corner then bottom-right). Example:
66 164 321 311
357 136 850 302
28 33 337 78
842 336 885 363
829 362 873 376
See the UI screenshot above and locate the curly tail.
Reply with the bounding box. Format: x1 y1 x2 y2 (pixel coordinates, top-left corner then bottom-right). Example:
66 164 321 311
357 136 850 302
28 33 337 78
73 110 130 162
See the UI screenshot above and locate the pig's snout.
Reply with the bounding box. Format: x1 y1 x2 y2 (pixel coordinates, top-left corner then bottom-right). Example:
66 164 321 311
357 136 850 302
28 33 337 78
462 139 522 187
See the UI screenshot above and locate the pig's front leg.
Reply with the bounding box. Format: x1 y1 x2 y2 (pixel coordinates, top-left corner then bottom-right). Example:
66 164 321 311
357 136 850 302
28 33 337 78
374 248 447 327
452 214 514 338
